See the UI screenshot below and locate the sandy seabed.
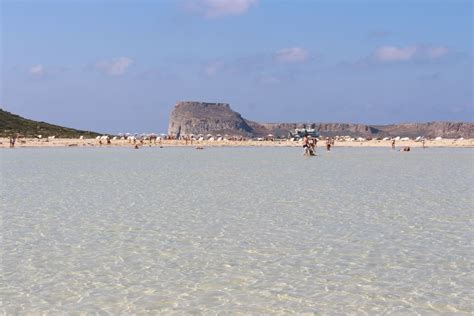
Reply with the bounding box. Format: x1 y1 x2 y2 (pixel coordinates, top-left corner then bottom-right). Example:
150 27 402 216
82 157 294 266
1 137 473 149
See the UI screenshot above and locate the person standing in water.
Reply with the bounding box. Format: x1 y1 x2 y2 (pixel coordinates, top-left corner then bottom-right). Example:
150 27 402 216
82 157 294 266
310 137 317 155
326 137 331 151
391 139 396 149
303 133 309 155
9 136 15 148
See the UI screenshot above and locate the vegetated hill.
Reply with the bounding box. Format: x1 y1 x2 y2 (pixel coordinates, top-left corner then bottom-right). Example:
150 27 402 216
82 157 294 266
168 101 474 138
0 109 101 138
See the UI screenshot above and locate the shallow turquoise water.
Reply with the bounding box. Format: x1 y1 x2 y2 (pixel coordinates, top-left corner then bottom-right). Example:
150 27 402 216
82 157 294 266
1 147 473 314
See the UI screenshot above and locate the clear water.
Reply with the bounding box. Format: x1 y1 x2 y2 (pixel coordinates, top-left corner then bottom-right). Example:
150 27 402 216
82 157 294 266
1 147 473 314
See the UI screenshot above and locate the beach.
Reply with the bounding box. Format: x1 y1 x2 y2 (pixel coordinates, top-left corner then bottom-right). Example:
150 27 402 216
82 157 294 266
1 137 473 149
3 0 472 313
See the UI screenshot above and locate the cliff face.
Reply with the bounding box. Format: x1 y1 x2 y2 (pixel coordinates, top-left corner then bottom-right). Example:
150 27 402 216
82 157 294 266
375 122 474 138
168 101 474 138
264 122 474 138
168 102 253 136
261 123 380 137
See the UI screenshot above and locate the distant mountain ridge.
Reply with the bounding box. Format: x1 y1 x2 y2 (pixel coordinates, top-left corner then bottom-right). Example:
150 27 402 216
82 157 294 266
2 105 472 139
168 101 474 138
0 109 100 138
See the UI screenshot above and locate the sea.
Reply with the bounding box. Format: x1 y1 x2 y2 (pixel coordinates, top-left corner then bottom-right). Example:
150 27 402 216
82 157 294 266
1 146 473 314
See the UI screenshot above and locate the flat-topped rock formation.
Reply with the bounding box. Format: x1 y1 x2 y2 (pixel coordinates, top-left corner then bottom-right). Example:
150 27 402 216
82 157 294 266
168 101 474 138
168 102 253 137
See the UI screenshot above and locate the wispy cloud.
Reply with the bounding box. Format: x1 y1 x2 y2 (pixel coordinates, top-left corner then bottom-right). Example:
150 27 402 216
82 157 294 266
199 49 315 81
29 64 45 77
368 30 391 39
26 64 67 78
185 0 258 18
374 46 418 62
426 46 449 59
373 45 449 62
274 47 311 63
418 72 441 80
256 74 281 85
200 55 266 77
94 57 134 76
203 60 225 76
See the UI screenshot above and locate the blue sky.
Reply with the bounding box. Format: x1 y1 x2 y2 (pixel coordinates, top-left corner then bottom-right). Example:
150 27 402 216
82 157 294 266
1 0 472 134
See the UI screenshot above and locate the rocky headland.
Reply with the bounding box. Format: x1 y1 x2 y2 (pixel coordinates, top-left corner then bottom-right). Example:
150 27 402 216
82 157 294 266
168 101 474 138
168 102 253 137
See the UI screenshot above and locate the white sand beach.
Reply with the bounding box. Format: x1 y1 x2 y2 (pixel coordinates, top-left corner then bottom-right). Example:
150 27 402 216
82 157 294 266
1 137 473 149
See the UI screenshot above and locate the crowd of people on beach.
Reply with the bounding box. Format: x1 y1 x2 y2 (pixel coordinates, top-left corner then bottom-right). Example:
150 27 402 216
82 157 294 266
300 133 417 156
4 132 440 152
302 134 336 156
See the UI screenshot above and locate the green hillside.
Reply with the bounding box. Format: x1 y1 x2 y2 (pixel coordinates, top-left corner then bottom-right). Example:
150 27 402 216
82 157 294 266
0 109 101 138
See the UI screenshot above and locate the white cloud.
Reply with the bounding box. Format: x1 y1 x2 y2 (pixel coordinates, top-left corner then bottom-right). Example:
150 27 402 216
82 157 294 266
188 0 258 18
29 64 45 77
95 57 134 76
373 45 449 62
275 47 311 63
426 46 449 59
374 46 418 62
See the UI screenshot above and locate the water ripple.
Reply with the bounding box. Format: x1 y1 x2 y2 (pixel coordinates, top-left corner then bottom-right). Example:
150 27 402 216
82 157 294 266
1 147 473 314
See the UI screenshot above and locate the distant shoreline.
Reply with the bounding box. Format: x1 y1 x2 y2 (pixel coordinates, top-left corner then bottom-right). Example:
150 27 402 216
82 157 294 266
1 137 473 149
